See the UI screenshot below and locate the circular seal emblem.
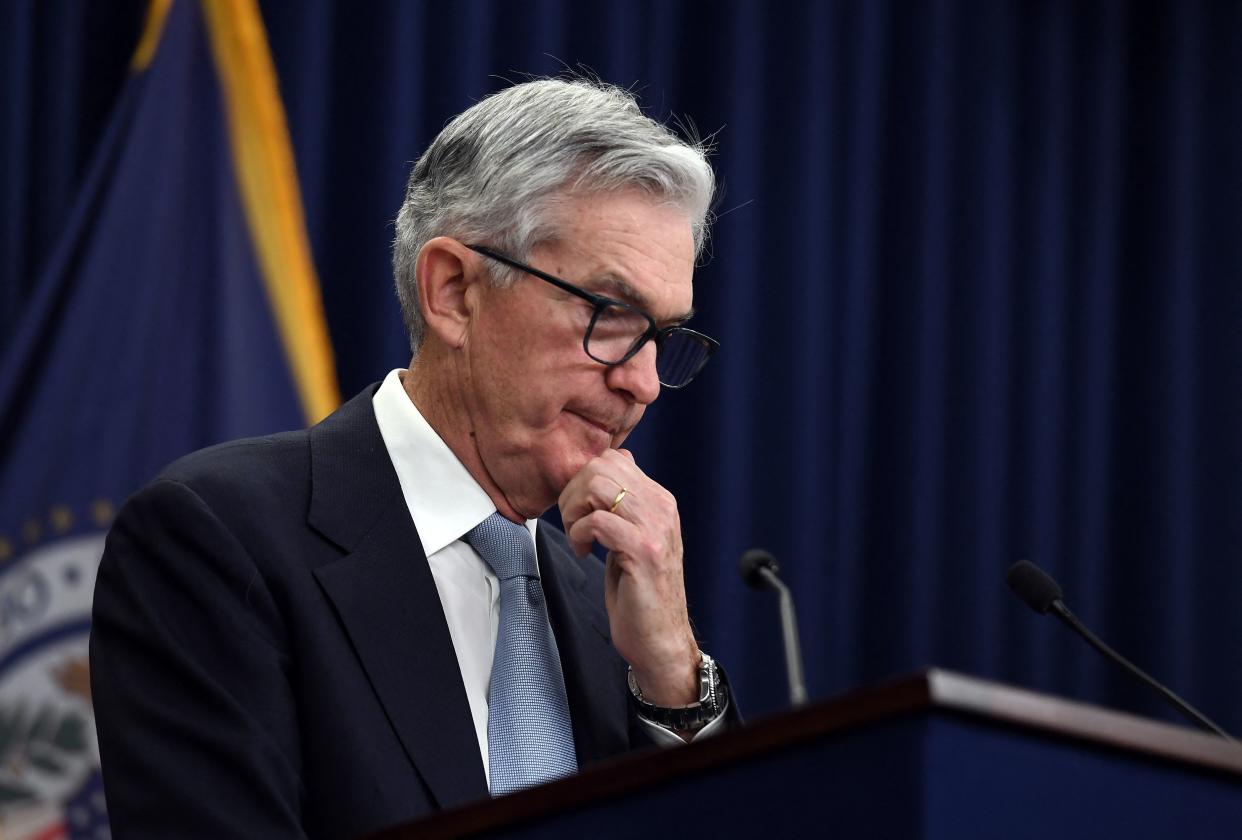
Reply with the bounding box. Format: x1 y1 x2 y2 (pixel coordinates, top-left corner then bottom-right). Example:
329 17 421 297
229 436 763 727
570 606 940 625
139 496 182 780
0 534 109 840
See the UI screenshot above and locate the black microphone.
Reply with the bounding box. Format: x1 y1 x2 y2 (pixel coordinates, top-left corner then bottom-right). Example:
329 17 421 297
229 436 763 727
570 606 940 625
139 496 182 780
739 549 808 707
1006 559 1233 741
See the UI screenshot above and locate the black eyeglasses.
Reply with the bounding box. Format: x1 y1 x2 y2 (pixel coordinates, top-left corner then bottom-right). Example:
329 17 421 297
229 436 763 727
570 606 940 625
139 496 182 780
467 245 718 389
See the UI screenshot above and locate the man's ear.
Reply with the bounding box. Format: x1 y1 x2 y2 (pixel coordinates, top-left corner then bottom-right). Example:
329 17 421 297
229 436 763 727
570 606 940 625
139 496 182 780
416 237 476 349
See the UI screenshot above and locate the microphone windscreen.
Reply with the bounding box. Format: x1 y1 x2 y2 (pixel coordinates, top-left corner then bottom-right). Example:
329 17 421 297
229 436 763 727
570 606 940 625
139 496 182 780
739 548 778 589
1006 560 1064 614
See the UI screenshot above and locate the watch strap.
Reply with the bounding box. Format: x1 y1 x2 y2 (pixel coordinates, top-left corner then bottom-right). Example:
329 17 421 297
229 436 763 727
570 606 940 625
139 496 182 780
627 652 728 732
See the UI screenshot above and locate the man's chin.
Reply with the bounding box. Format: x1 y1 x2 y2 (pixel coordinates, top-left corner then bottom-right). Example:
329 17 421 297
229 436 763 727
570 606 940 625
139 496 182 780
546 449 602 495
583 440 617 468
539 421 618 490
560 452 599 484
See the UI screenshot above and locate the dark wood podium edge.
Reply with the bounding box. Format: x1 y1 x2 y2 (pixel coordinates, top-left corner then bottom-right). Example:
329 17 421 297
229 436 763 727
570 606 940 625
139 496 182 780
369 669 1242 839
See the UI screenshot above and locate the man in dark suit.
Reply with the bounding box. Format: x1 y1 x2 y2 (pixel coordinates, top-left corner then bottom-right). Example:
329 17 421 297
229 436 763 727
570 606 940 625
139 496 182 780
90 78 729 838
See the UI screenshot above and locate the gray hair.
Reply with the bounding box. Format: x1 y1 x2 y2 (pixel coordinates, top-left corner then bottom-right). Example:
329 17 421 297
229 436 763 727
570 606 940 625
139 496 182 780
392 78 715 353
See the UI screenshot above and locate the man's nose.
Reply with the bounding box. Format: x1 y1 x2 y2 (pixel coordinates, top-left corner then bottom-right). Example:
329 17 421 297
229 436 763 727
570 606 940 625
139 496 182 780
607 340 661 404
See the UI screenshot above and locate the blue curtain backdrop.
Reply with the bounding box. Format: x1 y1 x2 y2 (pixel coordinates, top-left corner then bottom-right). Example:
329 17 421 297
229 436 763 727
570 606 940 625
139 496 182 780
5 0 1241 732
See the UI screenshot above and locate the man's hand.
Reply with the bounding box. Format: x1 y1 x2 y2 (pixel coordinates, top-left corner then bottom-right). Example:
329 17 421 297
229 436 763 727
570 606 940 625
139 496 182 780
558 448 700 707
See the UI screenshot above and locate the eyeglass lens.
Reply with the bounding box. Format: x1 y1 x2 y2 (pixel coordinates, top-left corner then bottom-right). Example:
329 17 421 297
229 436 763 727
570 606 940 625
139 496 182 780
654 331 711 387
586 304 650 362
585 303 710 387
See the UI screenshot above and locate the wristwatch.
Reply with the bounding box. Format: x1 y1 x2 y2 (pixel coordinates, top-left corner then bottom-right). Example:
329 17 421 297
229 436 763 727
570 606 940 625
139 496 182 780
627 651 728 732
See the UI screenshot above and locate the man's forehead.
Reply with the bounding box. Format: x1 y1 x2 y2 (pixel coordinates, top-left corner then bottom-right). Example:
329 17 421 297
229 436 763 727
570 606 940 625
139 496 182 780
536 189 698 319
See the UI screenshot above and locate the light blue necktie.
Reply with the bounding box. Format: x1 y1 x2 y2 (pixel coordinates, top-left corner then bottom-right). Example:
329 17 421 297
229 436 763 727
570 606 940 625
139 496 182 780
466 512 578 795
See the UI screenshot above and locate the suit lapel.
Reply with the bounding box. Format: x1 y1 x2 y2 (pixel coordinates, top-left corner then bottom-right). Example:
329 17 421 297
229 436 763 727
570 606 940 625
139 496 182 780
307 389 488 810
536 526 632 766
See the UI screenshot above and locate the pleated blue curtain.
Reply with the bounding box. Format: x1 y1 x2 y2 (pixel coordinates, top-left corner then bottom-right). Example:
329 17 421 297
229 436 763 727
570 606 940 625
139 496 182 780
0 0 148 334
6 0 1240 730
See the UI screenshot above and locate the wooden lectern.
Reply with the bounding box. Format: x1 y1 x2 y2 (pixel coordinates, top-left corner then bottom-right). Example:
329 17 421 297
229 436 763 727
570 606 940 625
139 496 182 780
370 669 1242 839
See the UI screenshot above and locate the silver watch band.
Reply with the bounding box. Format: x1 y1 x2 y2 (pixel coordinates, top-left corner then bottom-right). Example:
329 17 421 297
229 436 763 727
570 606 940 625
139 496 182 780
627 652 727 731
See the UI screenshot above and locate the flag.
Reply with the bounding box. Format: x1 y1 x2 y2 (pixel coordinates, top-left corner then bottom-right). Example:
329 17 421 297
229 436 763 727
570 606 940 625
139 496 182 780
0 1 338 835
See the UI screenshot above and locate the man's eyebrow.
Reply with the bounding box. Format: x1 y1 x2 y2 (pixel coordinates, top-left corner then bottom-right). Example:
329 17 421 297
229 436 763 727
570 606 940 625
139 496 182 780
587 273 696 324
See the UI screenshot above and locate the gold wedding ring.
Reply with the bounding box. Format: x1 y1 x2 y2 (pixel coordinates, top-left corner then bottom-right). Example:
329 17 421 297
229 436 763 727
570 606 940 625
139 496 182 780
609 487 629 514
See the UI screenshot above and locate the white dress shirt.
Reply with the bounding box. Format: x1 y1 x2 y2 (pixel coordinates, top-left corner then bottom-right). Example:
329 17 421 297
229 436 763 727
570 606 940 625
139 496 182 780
371 369 717 783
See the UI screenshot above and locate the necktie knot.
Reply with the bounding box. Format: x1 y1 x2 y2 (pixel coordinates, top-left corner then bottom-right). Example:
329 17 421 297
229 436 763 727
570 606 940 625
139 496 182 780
466 512 538 581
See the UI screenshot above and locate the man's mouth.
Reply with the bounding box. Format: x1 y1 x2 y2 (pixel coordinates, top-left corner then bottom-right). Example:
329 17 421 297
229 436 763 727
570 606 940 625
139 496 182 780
569 411 618 439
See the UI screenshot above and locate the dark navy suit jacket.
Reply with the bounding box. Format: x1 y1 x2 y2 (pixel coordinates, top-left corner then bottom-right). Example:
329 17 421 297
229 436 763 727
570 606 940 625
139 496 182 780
90 386 662 839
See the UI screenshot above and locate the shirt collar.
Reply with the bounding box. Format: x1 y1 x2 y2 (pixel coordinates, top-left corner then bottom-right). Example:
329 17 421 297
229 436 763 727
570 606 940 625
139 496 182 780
372 368 539 557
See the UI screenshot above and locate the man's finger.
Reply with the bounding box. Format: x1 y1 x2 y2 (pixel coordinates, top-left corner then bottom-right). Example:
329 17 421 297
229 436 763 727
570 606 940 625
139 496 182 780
567 510 644 563
561 471 629 525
